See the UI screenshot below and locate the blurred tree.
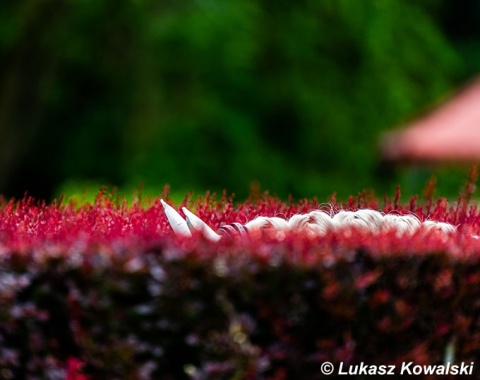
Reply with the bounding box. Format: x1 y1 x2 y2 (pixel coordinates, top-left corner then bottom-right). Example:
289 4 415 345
440 0 480 78
0 0 466 200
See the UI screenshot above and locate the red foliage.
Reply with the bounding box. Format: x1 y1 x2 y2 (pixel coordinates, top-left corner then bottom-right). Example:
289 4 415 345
66 357 88 380
0 189 479 257
1 189 480 378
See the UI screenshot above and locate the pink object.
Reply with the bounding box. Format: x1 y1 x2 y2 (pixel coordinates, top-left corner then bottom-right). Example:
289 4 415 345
381 76 480 162
66 357 88 380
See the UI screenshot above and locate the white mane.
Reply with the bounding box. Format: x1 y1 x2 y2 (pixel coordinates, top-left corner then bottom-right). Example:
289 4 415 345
161 200 456 241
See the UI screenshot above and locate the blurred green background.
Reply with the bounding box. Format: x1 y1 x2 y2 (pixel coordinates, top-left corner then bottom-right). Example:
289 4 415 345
1 0 479 202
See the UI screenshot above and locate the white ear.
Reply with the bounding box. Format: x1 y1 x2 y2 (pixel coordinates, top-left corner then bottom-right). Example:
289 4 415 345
182 207 221 242
160 199 192 237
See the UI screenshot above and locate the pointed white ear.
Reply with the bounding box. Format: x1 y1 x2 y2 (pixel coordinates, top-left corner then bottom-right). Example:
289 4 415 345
161 199 192 237
182 207 221 242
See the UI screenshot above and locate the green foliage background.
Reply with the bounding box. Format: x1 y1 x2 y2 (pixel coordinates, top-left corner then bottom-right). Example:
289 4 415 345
0 0 478 201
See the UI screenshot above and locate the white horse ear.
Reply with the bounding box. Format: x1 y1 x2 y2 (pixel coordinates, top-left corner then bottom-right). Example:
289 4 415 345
161 199 192 237
182 207 221 242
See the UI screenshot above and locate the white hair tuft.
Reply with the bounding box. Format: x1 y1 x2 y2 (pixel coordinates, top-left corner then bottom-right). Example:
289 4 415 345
162 203 458 240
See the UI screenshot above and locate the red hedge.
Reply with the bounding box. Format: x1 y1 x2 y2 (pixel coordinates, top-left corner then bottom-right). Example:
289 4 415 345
1 190 480 379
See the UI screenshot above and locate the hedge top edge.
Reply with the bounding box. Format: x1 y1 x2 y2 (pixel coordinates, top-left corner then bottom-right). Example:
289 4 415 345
1 188 480 259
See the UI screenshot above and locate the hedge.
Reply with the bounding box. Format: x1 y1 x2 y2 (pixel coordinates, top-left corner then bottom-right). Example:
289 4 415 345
1 189 480 379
